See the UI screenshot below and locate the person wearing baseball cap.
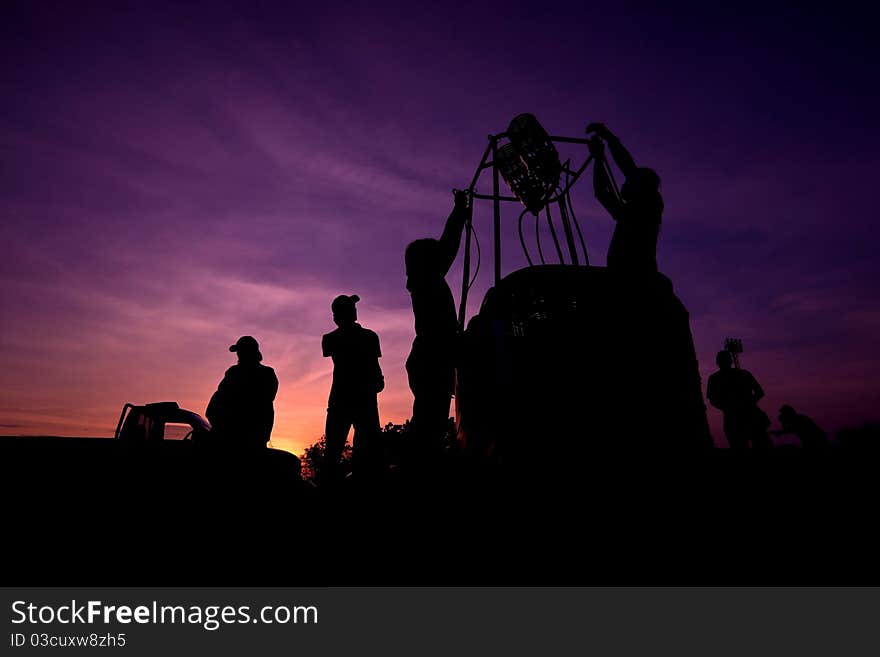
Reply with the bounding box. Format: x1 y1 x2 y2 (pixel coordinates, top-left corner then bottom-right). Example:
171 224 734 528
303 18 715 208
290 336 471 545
229 335 262 360
206 335 279 448
321 294 384 479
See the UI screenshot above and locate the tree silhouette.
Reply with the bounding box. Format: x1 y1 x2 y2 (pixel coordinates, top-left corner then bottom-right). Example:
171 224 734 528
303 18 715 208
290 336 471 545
300 435 352 481
300 418 458 481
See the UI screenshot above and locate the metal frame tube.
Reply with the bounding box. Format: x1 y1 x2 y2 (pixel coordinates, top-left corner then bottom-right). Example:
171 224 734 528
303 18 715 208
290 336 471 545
459 139 496 329
457 132 615 327
491 137 501 285
557 198 580 265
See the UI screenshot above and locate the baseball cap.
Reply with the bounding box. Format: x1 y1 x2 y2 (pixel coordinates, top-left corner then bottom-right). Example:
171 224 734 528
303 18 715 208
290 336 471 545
331 294 360 312
229 335 262 361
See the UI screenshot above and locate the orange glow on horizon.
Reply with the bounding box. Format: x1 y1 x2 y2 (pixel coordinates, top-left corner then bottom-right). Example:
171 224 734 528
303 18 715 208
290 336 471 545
0 276 418 457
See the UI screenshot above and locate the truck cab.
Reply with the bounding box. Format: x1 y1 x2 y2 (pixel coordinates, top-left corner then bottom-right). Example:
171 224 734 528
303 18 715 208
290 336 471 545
115 401 211 443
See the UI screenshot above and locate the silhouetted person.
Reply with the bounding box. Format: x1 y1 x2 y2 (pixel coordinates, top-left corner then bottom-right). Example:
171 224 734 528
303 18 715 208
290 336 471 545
322 294 384 479
405 189 471 462
773 405 829 448
706 351 772 448
587 123 662 274
206 336 278 448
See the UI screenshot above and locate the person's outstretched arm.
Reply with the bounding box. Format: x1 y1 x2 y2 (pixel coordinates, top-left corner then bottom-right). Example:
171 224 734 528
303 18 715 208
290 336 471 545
437 190 471 276
587 122 638 178
589 137 624 221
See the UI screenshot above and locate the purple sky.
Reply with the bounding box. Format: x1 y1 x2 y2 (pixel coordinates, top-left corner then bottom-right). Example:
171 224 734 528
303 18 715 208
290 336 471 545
2 1 879 452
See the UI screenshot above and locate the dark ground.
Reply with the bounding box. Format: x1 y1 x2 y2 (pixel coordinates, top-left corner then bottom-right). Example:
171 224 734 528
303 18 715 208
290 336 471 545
2 437 878 586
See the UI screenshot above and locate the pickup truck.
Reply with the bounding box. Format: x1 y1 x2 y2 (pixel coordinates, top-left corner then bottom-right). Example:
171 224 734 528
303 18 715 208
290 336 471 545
1 400 304 492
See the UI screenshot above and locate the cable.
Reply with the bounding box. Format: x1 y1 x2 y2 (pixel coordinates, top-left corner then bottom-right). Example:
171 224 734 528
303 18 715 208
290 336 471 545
562 168 590 267
467 220 481 289
545 205 565 264
565 189 589 266
535 211 546 264
517 207 533 267
457 195 480 331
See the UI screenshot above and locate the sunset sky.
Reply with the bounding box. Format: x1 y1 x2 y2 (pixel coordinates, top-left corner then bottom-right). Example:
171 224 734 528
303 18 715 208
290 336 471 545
2 2 878 453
